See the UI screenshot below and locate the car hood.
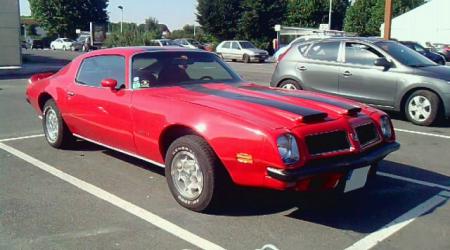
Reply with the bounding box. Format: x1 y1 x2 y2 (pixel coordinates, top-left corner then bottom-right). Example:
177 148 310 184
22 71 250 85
243 48 267 54
413 65 450 81
156 83 363 130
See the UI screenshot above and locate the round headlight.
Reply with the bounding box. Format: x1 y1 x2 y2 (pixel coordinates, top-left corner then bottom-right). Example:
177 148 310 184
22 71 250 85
277 134 300 164
380 116 393 138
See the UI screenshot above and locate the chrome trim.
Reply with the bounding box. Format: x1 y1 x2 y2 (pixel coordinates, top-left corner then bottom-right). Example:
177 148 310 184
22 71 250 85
72 133 165 168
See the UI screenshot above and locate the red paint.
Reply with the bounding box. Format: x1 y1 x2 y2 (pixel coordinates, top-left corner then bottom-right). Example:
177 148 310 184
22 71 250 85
26 47 398 192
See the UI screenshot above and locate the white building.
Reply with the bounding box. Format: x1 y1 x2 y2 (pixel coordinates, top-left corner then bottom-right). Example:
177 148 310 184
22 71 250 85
380 0 450 46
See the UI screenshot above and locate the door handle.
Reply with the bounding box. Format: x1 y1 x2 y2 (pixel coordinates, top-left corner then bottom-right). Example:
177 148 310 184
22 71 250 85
343 71 352 77
67 91 75 96
297 66 307 71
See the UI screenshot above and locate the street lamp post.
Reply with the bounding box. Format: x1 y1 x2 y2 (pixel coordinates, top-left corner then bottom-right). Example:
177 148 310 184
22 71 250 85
384 0 393 40
328 0 332 30
118 5 124 33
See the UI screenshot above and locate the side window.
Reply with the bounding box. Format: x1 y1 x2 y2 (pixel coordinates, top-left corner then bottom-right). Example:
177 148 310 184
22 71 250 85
298 43 311 55
345 42 383 66
222 42 231 49
76 55 125 88
306 42 340 61
231 42 240 50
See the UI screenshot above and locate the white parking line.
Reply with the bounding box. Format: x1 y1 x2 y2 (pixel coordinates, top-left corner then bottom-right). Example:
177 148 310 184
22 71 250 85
378 172 450 191
345 190 450 250
395 128 450 139
0 142 225 250
0 134 44 142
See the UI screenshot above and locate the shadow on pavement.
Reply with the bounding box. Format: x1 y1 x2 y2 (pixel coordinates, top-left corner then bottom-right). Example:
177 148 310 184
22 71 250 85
68 139 449 234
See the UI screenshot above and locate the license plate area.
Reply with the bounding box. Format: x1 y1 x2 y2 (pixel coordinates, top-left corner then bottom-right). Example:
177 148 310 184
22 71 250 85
344 166 370 193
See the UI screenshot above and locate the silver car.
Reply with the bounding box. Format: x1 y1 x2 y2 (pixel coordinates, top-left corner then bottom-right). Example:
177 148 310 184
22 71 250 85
216 40 269 63
270 37 450 126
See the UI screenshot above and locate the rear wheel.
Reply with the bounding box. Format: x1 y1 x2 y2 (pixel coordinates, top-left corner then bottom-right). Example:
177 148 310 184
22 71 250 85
405 90 440 126
165 135 225 212
279 79 302 90
42 99 74 148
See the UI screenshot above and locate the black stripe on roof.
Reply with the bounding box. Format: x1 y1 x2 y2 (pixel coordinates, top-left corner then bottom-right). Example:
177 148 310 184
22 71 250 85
182 85 327 122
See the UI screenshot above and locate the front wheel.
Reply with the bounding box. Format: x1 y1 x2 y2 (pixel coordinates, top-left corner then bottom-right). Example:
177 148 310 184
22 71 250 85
165 135 225 212
42 99 74 148
405 90 440 126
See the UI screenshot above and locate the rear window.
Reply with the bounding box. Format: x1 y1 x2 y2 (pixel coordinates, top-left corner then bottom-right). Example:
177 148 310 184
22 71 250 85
306 41 340 62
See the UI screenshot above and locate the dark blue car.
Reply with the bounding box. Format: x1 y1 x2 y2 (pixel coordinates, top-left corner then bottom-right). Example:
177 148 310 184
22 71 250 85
401 41 446 65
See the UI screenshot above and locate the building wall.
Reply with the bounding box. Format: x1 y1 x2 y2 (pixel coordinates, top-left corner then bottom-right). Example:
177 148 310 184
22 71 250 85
380 0 450 46
0 0 21 67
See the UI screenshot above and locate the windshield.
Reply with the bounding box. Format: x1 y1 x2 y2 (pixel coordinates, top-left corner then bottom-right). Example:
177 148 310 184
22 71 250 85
132 51 241 88
239 41 256 49
160 40 176 46
375 41 436 67
187 39 201 46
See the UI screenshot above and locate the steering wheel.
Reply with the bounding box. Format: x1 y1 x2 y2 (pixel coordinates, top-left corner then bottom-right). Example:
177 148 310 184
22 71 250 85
200 76 213 81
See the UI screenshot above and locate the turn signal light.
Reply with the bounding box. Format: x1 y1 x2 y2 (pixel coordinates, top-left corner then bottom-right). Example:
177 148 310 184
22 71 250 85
236 153 253 164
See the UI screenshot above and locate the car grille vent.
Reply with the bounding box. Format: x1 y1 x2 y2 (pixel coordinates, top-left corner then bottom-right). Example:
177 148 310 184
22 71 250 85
305 131 351 156
355 123 379 147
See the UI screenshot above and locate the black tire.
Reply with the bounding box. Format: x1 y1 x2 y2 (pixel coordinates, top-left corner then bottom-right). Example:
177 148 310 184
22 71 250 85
258 59 265 63
42 99 74 148
405 90 441 126
278 79 302 90
243 54 250 63
165 135 226 212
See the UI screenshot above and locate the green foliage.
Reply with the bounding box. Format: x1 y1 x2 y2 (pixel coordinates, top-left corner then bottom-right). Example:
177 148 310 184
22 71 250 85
237 0 286 51
285 0 349 30
344 0 425 36
29 0 108 38
197 0 242 40
104 30 159 48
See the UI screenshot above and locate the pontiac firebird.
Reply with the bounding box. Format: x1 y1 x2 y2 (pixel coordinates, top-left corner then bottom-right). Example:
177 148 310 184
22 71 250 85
26 47 400 212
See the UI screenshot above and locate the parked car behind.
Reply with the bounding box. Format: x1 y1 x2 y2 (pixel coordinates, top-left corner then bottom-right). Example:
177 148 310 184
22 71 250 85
173 38 204 49
400 41 446 65
50 38 75 51
25 38 45 49
431 43 450 62
148 39 179 47
72 35 91 52
216 40 269 63
271 37 450 126
273 34 333 61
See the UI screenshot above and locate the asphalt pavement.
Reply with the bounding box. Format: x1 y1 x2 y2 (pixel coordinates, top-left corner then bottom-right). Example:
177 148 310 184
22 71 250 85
0 50 449 250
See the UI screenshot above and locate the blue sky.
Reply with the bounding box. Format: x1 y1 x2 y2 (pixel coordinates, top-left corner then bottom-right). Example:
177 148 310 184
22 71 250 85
19 0 198 30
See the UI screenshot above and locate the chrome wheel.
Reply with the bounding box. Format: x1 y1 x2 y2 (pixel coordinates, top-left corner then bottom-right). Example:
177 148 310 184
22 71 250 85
408 95 431 122
45 108 59 143
170 150 204 200
281 83 298 90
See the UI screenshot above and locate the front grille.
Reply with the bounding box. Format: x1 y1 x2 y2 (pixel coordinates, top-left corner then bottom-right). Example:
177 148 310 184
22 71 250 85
355 123 379 147
305 131 351 155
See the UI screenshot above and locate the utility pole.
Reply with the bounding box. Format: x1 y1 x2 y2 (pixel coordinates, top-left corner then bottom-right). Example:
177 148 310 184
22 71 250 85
328 0 333 30
383 0 393 39
118 5 124 33
193 24 196 37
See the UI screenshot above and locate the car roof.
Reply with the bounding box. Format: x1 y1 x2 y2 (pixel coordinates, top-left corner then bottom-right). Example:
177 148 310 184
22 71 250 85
306 36 388 44
80 46 206 58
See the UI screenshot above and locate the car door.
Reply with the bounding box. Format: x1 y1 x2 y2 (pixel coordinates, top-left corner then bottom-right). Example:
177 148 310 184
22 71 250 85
338 42 398 107
295 41 341 94
65 55 136 153
231 42 242 60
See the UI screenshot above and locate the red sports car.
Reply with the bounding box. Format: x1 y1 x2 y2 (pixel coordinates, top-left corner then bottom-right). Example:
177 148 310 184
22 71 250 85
26 47 399 212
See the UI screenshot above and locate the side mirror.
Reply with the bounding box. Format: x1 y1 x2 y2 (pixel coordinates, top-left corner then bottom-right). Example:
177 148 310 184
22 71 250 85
374 58 392 68
101 78 117 90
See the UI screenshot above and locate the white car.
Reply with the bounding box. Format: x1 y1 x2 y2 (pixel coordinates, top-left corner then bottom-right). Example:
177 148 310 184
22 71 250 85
216 40 269 63
50 38 74 51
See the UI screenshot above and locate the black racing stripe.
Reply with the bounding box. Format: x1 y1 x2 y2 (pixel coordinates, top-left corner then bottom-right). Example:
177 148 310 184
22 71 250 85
182 85 327 122
239 85 362 115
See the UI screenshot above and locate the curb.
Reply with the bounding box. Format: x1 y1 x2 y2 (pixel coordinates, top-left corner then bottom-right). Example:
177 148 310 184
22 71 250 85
0 64 64 78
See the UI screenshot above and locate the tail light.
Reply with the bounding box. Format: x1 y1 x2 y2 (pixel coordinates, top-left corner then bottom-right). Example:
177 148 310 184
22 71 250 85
277 47 293 63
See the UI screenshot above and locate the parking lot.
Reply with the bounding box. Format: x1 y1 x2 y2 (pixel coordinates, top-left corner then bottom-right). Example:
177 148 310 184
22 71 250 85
1 50 449 250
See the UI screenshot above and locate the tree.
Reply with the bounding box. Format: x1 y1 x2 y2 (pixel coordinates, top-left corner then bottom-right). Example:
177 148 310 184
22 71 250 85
237 0 287 50
344 0 425 36
29 0 108 38
285 0 349 30
196 0 242 40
